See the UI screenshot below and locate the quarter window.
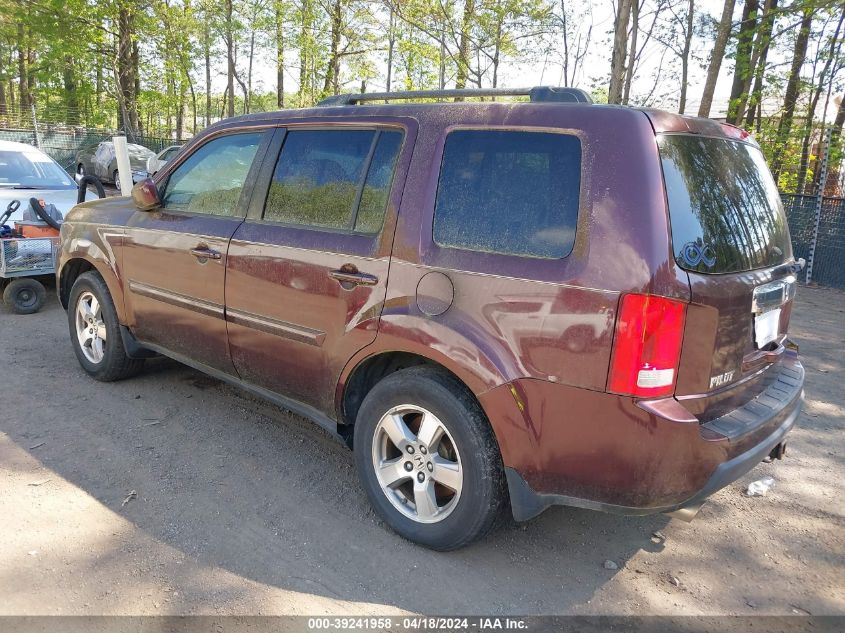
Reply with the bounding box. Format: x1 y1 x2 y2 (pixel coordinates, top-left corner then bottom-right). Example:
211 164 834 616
263 129 402 233
433 130 581 259
161 132 264 216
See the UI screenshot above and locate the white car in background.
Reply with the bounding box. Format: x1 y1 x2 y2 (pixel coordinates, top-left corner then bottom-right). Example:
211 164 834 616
0 140 79 226
146 145 183 176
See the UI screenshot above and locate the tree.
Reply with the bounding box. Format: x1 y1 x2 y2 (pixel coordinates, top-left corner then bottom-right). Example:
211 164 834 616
743 0 777 130
275 0 288 106
322 0 345 96
726 0 759 124
224 0 236 117
770 6 814 179
455 0 476 90
554 0 592 88
115 3 141 137
386 6 396 92
825 95 845 194
678 0 694 113
698 0 735 117
608 0 633 104
622 0 667 105
795 10 844 193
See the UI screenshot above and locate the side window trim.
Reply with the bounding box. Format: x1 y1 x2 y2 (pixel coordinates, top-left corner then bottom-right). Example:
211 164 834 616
348 130 381 231
159 128 273 219
246 127 287 222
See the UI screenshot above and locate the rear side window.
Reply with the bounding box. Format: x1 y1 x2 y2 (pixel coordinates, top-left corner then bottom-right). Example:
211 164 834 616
433 130 581 259
659 135 791 273
264 129 402 233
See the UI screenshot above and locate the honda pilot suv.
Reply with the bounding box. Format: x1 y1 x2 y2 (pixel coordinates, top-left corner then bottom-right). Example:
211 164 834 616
57 87 804 550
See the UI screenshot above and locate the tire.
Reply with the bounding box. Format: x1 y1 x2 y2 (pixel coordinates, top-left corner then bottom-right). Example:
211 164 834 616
353 366 506 550
113 170 121 192
3 278 46 314
67 271 144 381
77 163 85 176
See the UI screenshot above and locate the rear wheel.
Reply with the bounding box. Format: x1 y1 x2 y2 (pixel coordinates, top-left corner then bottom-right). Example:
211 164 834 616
3 278 46 314
112 170 121 192
68 271 144 381
354 366 506 550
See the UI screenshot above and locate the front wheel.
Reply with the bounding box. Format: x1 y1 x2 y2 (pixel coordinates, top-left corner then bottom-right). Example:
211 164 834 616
353 366 506 550
68 271 144 381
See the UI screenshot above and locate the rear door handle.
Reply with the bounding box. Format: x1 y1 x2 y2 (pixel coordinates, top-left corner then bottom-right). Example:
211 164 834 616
190 246 222 261
329 268 378 287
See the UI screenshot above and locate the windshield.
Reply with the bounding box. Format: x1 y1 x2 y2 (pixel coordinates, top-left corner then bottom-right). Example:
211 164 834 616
0 149 76 189
659 135 791 274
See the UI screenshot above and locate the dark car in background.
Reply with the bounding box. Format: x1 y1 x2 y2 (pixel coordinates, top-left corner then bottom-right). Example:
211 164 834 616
56 87 804 550
75 141 155 190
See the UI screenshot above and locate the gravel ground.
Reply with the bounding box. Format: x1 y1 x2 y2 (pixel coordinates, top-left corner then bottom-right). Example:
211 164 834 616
0 282 842 616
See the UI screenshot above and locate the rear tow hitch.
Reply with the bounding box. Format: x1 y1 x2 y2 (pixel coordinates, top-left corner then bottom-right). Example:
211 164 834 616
764 441 787 463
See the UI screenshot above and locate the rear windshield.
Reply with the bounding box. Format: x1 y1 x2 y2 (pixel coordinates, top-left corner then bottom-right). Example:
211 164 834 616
658 135 791 273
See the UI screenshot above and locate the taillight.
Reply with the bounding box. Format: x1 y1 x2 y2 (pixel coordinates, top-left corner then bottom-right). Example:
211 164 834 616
608 293 687 398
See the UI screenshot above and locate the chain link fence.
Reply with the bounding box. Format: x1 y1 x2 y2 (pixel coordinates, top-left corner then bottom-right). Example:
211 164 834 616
780 125 845 291
0 127 180 175
782 194 845 290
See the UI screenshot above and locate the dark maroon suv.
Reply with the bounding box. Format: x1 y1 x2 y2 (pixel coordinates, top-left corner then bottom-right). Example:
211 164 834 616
56 87 804 550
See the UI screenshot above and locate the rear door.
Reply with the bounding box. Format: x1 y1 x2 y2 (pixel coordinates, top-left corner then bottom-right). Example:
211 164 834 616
225 124 410 415
122 130 270 373
658 133 798 417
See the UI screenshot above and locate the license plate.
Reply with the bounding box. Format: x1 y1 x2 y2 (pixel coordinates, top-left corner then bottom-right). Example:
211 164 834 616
754 308 781 348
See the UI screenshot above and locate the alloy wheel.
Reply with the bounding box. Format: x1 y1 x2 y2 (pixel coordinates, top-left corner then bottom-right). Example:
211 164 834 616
371 404 463 524
75 291 107 364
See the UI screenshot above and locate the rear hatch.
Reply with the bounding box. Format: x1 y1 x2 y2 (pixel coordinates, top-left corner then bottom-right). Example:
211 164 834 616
658 132 799 421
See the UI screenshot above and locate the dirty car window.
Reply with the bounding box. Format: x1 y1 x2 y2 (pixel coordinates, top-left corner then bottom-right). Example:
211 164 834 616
433 130 581 259
161 133 264 216
264 129 401 233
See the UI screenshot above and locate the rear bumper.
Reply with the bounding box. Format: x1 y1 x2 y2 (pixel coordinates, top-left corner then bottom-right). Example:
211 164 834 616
479 356 804 522
505 394 800 520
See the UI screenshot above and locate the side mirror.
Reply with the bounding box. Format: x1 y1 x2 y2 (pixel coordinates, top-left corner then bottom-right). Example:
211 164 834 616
131 178 161 211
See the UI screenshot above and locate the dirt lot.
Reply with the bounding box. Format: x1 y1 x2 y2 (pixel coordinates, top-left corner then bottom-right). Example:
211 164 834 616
0 283 843 616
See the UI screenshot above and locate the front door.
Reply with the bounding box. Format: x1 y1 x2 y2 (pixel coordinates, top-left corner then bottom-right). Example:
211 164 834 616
225 126 408 414
122 130 270 373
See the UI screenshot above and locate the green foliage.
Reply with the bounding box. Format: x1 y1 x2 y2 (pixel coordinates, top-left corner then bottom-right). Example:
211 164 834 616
0 0 843 194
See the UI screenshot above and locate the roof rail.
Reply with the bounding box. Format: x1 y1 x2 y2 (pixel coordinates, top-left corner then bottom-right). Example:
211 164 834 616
317 86 592 107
